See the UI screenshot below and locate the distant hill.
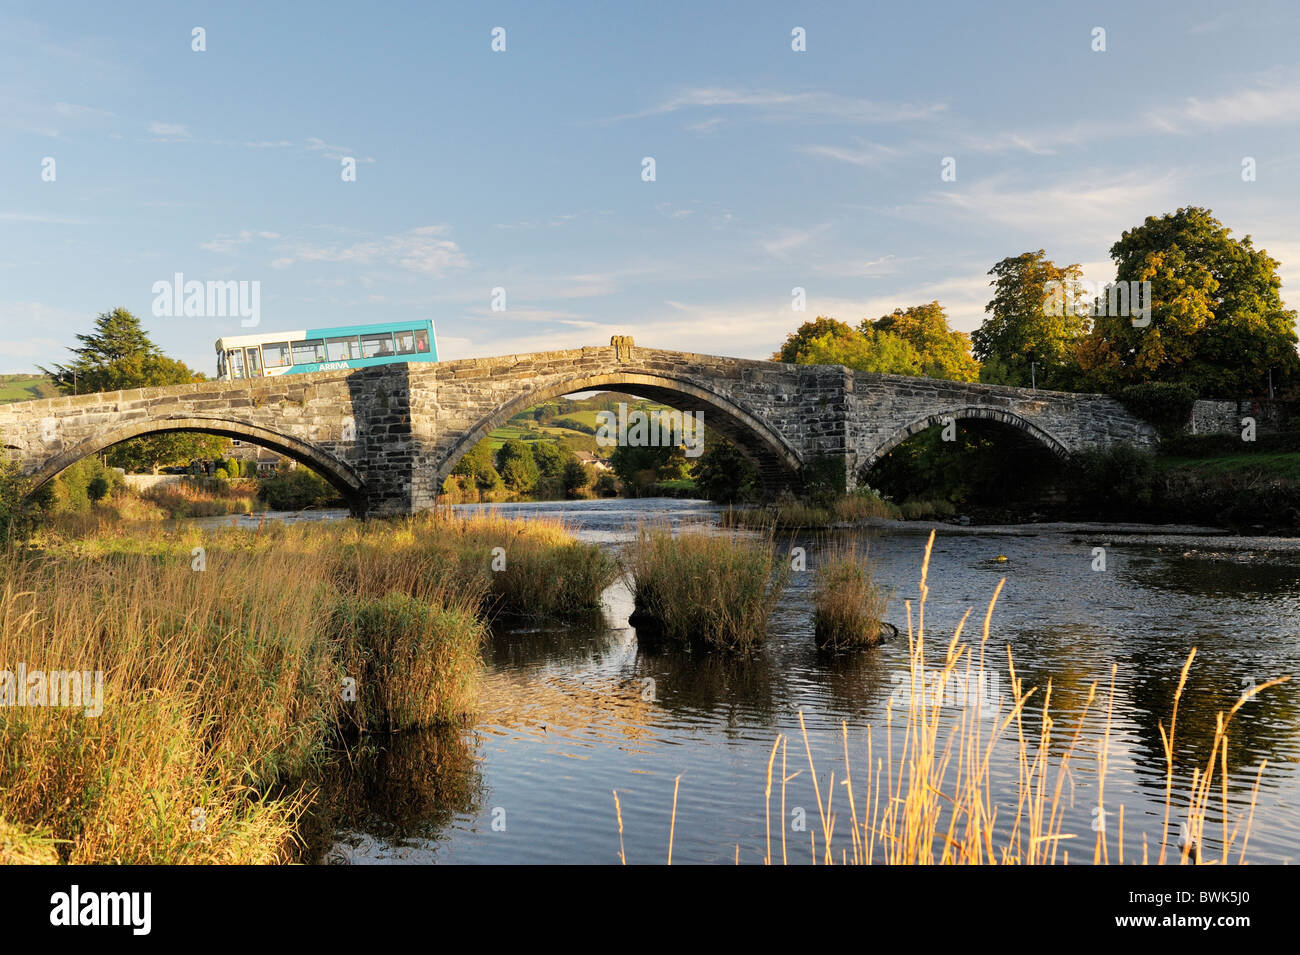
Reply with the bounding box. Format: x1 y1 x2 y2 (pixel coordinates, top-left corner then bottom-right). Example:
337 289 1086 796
486 390 676 456
0 374 59 404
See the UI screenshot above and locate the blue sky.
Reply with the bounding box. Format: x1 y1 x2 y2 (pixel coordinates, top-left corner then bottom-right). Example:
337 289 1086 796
5 0 1300 374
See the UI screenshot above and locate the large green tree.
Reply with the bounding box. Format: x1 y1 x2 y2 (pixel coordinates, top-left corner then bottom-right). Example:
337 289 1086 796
775 306 980 382
495 439 539 493
794 328 922 375
772 317 858 363
39 308 222 472
861 302 980 382
974 251 1089 390
1077 207 1300 396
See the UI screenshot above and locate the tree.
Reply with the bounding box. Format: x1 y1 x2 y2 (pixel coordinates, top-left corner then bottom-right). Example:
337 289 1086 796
974 251 1089 389
561 457 590 498
772 317 858 363
862 302 980 382
530 441 569 479
609 442 685 494
38 308 222 471
691 434 760 502
454 439 504 489
795 328 922 375
496 439 539 493
1077 207 1300 397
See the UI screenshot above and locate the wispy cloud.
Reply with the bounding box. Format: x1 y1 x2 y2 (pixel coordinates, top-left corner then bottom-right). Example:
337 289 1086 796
201 230 281 254
798 140 900 166
1146 77 1300 131
760 224 833 258
914 169 1182 244
53 101 115 120
605 87 947 125
147 120 192 140
268 225 468 276
0 212 93 224
306 137 374 162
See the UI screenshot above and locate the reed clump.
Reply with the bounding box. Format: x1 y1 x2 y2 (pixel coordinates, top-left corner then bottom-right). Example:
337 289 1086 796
623 529 1287 865
334 590 486 733
723 491 899 530
622 524 790 651
812 541 890 650
0 509 611 863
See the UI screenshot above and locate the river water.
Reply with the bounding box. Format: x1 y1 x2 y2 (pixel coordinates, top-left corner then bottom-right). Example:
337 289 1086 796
231 500 1299 865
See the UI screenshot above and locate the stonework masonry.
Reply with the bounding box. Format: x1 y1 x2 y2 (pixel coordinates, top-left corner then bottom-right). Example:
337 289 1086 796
0 337 1186 517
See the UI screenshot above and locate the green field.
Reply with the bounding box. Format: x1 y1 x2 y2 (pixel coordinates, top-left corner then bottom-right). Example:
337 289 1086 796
1155 452 1300 480
0 374 58 404
485 392 676 457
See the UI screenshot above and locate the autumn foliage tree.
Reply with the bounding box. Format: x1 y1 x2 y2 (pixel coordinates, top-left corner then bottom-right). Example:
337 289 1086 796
974 251 1090 390
774 304 978 382
1076 207 1299 397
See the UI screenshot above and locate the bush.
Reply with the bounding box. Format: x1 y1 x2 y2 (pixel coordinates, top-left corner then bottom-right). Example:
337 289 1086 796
1061 445 1158 519
87 477 110 502
0 458 37 544
1116 383 1197 438
594 472 618 497
259 468 340 510
561 458 590 498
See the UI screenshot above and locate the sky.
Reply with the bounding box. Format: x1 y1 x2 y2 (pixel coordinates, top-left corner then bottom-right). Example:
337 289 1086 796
4 0 1300 375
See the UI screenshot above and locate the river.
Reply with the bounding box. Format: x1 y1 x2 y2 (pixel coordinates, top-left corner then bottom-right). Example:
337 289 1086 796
207 499 1300 864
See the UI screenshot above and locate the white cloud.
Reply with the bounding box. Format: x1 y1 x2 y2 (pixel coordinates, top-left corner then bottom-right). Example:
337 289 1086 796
607 87 947 125
0 212 93 224
147 121 192 139
914 170 1182 245
760 224 833 258
306 137 374 162
269 226 469 276
1146 82 1300 132
798 141 900 166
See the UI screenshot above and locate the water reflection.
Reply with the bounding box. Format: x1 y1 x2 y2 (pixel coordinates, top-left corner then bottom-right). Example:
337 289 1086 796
302 726 484 864
259 498 1300 864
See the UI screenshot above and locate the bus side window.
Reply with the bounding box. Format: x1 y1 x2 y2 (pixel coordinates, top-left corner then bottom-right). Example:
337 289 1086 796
395 330 416 355
361 333 394 358
414 330 430 353
263 342 291 368
327 336 360 361
229 349 246 379
246 347 262 377
292 340 326 365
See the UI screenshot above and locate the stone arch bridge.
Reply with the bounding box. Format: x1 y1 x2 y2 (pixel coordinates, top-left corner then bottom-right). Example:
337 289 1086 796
0 337 1158 517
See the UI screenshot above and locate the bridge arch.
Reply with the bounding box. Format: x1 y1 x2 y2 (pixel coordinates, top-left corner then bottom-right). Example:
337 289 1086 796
26 415 364 504
860 405 1072 473
436 369 804 490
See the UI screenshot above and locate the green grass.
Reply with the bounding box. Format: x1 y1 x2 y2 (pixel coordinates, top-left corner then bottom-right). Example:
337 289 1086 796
553 410 602 430
0 373 58 404
1155 451 1300 480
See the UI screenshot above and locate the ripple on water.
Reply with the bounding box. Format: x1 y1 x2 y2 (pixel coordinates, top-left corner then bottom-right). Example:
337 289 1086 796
300 499 1300 865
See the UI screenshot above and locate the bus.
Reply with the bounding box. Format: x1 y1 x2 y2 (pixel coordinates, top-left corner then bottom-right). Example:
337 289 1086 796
215 320 438 380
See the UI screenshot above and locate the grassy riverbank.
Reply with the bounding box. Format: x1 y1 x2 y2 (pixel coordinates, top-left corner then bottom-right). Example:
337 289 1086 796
0 512 614 863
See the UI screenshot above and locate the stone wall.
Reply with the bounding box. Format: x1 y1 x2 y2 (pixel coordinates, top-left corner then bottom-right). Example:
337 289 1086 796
1189 399 1297 435
0 338 1199 515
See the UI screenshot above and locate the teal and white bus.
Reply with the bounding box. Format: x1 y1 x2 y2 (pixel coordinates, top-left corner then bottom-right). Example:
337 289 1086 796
215 320 438 380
